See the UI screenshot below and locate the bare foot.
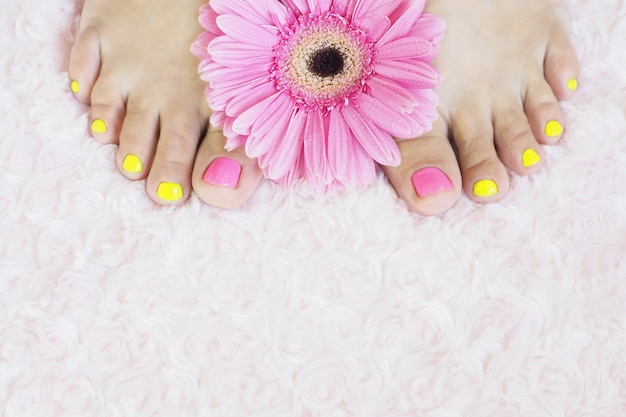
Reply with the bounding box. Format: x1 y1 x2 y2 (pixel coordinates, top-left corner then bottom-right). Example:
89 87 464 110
69 0 262 208
383 0 580 215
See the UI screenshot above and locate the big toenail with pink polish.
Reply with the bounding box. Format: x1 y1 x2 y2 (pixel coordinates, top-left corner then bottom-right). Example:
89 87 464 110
203 157 242 189
411 167 454 197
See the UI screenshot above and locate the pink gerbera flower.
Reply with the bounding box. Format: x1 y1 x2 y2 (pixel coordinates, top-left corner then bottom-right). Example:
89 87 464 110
193 0 445 191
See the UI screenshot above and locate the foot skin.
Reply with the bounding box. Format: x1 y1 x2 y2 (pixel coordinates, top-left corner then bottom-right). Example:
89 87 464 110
383 0 580 215
68 0 261 208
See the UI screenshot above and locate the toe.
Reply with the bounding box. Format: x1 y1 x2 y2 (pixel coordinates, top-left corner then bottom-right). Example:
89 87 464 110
143 103 204 206
383 118 461 216
492 97 546 175
192 128 263 209
523 77 566 145
87 65 126 145
450 104 510 203
68 26 101 104
544 28 580 100
114 94 160 180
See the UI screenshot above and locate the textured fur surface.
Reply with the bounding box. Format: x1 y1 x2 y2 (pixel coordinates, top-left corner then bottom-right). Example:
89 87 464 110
1 0 625 416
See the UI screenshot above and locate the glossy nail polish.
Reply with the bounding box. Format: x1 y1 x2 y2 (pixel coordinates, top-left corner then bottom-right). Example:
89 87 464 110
91 119 107 134
70 80 80 94
122 154 143 174
203 157 242 189
473 179 498 197
567 78 578 91
545 120 563 138
157 182 183 202
522 148 541 168
411 167 453 197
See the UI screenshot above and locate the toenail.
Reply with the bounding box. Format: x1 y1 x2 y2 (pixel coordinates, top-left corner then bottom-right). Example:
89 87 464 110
545 120 563 138
473 179 498 197
522 148 542 168
411 167 453 197
91 119 107 134
122 154 143 174
203 157 242 189
70 80 80 94
567 78 578 91
157 182 183 202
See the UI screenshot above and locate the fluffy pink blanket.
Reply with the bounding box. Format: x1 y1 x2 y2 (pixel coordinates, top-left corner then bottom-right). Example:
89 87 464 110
1 0 625 415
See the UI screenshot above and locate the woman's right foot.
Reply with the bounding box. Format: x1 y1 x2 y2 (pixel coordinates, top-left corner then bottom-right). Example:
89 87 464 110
383 0 580 215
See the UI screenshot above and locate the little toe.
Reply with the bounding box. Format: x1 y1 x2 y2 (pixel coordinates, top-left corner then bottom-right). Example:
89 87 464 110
450 107 510 203
492 99 546 175
544 28 581 100
68 26 101 104
524 77 566 145
143 105 204 206
192 128 263 210
383 119 461 216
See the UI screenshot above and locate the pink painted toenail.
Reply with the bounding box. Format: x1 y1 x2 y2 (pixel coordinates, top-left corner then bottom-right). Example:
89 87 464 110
203 157 242 189
411 167 453 197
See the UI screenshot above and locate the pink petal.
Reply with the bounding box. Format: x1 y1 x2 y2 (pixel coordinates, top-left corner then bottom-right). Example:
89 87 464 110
207 65 272 89
280 0 310 14
209 77 267 112
216 14 278 47
354 93 412 138
208 37 274 66
264 109 307 180
353 0 402 23
374 60 440 88
351 140 378 186
413 13 446 43
230 89 283 134
211 0 271 26
246 93 294 157
303 111 329 182
376 37 433 60
327 109 351 181
225 81 277 118
341 105 400 166
367 75 418 112
376 2 423 47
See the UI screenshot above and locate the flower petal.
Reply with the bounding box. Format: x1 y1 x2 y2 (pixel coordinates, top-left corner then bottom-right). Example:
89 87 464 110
231 88 282 134
341 105 400 166
216 14 278 47
376 36 433 60
208 37 274 66
374 59 440 88
327 109 351 181
303 110 329 183
246 93 294 157
355 93 412 138
225 81 277 118
376 2 423 47
367 75 418 112
264 109 307 180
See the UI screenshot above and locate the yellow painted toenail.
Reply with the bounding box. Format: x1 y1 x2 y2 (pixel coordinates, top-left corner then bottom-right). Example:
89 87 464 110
567 78 578 91
122 154 143 173
545 120 563 138
473 179 499 197
522 148 542 168
157 182 183 202
70 80 80 94
91 119 107 134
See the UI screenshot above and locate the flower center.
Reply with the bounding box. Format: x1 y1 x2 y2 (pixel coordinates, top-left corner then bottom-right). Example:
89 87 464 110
273 13 374 111
308 47 344 78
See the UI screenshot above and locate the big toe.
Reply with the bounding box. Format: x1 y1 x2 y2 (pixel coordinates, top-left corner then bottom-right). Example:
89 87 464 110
383 119 462 215
192 128 263 209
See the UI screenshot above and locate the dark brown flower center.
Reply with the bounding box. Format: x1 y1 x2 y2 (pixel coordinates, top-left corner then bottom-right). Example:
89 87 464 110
308 47 344 78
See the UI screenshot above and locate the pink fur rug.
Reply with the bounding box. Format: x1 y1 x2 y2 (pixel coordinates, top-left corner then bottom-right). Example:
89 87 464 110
1 0 625 416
